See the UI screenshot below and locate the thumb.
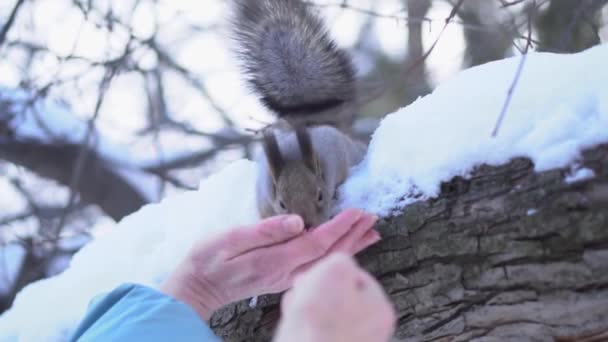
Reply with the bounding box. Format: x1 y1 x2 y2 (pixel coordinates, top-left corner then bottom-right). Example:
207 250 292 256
220 215 305 258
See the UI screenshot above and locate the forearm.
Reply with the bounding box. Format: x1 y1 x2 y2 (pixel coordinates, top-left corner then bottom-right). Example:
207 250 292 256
71 284 221 342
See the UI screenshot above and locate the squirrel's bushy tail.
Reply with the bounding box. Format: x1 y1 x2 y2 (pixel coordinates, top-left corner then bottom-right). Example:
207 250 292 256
232 0 357 128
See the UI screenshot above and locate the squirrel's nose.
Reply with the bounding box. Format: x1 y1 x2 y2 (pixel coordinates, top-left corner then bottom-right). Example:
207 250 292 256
303 219 316 230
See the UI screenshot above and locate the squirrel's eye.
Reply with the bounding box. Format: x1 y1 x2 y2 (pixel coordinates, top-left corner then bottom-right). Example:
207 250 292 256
279 201 286 210
317 191 323 202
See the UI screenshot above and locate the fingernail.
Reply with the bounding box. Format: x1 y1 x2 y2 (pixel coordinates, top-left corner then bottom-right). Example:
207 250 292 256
283 215 304 234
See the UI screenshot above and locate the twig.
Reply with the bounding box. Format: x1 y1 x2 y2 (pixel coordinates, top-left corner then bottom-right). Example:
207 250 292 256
0 0 26 48
52 67 115 239
143 136 252 173
407 0 466 74
499 0 528 8
150 40 236 128
357 0 466 107
492 0 536 137
0 212 32 226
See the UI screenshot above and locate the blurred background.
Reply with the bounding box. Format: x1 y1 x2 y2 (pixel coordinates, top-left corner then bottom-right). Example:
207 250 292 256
0 0 606 313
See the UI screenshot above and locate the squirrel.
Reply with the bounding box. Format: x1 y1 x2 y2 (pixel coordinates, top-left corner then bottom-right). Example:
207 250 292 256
231 0 367 229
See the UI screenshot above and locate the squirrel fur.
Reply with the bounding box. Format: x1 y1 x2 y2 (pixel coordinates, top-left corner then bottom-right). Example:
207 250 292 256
231 0 366 228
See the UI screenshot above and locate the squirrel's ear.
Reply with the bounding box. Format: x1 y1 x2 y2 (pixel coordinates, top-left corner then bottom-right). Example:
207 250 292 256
295 126 321 176
262 130 284 183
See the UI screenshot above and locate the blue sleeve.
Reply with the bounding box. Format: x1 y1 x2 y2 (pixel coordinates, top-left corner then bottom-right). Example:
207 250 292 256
70 283 222 342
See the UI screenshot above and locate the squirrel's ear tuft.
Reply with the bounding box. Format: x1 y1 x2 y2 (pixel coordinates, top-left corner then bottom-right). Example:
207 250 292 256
262 130 284 183
295 126 321 176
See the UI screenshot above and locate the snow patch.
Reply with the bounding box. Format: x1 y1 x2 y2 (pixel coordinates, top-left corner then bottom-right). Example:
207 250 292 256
565 167 596 184
526 209 538 216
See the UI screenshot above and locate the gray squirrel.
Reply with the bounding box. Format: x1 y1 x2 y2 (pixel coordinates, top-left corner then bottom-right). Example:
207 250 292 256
231 0 367 229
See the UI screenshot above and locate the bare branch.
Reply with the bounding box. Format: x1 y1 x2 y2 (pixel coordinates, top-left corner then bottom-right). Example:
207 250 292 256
358 0 466 106
499 0 528 8
0 139 148 221
51 67 117 239
143 137 252 173
152 42 237 128
0 0 26 48
492 0 537 137
0 212 32 226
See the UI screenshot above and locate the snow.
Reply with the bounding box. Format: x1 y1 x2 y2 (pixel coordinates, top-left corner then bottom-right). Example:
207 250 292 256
565 167 596 184
0 160 259 341
340 44 608 215
1 44 608 341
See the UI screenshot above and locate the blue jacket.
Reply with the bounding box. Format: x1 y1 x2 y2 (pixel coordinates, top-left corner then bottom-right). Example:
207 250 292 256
71 284 221 342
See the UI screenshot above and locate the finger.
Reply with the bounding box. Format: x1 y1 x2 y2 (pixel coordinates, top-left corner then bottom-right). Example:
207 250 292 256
327 214 378 254
286 228 380 284
347 229 381 255
352 269 396 321
272 209 364 269
313 256 382 298
280 290 294 313
215 215 305 258
353 267 383 294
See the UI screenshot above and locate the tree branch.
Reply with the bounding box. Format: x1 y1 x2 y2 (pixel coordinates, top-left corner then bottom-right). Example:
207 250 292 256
0 139 148 221
0 0 26 48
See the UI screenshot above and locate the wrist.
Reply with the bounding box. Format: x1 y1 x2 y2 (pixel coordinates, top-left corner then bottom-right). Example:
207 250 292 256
160 259 223 321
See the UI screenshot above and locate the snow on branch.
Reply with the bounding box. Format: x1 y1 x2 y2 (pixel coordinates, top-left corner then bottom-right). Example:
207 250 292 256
341 44 608 215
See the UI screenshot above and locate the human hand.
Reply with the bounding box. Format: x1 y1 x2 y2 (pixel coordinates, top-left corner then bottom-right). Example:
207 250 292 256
274 254 396 342
160 209 380 320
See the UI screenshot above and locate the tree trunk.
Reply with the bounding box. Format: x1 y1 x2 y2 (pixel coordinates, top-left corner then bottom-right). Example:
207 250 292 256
459 0 514 68
404 0 432 101
210 144 608 342
536 0 607 53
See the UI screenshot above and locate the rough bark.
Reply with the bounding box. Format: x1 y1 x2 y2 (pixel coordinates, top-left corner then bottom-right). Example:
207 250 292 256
210 144 608 342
